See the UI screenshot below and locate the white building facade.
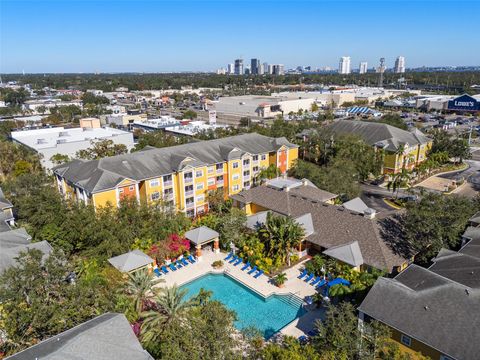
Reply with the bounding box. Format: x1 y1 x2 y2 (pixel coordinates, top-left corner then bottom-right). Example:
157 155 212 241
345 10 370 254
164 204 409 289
339 56 351 74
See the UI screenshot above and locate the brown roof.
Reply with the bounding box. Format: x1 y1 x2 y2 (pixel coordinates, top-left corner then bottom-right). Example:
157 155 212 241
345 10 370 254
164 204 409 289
231 185 408 272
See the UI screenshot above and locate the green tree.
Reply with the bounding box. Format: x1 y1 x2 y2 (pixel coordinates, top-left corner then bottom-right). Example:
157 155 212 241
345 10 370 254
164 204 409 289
402 193 479 262
259 212 305 266
76 139 128 160
125 268 163 315
50 153 71 165
183 109 197 119
0 249 119 355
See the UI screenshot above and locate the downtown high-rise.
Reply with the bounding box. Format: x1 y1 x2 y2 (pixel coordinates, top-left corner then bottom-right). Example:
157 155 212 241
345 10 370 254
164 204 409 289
394 56 406 73
234 59 244 75
250 58 260 75
359 62 368 74
339 56 351 74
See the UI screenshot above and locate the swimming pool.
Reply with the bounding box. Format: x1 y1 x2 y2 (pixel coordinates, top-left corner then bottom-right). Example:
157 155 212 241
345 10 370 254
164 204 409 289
180 273 305 339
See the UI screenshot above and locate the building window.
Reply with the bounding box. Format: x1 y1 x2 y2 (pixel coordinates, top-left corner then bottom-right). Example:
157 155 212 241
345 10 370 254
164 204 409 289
243 181 250 188
186 209 195 217
129 185 134 191
163 174 173 185
186 197 195 206
150 179 160 187
252 155 258 161
119 188 124 193
261 154 267 161
233 185 239 191
196 183 204 190
196 195 205 203
184 172 193 181
243 159 250 166
151 192 160 201
207 177 215 186
164 188 173 197
400 335 411 347
196 170 203 178
243 170 250 177
233 174 239 180
185 185 194 194
207 166 214 174
216 163 223 170
233 162 239 169
197 206 205 215
253 166 259 172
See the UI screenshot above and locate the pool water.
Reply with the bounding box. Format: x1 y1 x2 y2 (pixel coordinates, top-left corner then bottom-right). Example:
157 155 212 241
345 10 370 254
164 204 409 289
180 273 305 339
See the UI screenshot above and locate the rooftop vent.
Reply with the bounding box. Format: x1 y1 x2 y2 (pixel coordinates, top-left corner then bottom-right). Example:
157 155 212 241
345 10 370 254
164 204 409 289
363 208 377 219
58 131 69 137
37 138 47 144
56 139 67 144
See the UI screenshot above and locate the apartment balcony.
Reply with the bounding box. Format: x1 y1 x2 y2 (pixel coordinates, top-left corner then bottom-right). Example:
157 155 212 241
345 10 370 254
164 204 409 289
184 177 193 184
243 175 251 180
163 180 173 187
185 190 194 197
216 180 224 187
163 193 174 201
185 201 195 209
216 168 223 175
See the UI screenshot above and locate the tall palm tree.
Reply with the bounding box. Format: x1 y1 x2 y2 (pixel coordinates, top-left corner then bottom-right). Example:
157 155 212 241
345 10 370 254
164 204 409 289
387 168 411 199
259 213 305 266
140 285 191 344
125 268 163 315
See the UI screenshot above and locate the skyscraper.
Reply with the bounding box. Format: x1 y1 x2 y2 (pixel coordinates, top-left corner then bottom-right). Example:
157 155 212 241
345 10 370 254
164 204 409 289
359 62 368 74
258 63 265 75
263 62 271 75
251 58 260 75
271 64 285 75
234 59 243 75
394 56 406 73
339 56 351 74
227 63 234 74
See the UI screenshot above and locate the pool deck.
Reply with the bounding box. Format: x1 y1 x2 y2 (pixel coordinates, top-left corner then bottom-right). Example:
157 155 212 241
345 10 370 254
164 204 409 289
155 250 324 338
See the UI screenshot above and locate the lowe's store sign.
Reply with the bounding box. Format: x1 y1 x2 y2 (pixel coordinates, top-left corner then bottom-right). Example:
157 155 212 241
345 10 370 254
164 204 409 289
447 94 480 111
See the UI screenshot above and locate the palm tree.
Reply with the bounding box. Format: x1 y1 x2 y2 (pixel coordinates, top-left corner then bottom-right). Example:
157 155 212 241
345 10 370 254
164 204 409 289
125 268 163 315
387 168 411 199
259 213 305 266
140 285 191 344
328 284 351 298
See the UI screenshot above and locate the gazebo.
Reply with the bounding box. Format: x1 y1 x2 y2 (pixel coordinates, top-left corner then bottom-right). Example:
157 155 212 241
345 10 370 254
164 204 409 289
184 226 220 262
108 250 154 273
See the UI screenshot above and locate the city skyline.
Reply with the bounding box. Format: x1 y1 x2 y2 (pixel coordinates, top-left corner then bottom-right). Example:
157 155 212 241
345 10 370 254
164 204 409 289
1 0 480 73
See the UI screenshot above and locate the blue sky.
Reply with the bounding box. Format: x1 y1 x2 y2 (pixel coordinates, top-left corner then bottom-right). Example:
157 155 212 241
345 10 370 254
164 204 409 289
1 0 479 73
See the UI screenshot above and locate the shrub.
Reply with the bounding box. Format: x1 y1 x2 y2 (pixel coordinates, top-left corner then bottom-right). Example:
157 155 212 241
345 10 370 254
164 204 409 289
212 260 224 268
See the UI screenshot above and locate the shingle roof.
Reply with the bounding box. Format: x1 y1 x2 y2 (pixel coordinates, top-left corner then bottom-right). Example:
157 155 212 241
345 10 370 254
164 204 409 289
0 187 13 210
342 197 370 214
359 265 480 360
231 185 408 271
108 250 154 273
6 313 154 360
53 133 298 194
327 120 430 152
428 233 480 288
0 226 52 273
185 226 219 245
323 241 364 267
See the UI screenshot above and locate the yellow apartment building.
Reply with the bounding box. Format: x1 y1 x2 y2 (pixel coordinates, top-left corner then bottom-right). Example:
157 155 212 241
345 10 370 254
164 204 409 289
53 133 298 217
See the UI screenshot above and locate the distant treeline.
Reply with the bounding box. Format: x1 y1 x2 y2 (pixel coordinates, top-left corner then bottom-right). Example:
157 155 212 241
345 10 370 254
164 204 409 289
2 71 479 94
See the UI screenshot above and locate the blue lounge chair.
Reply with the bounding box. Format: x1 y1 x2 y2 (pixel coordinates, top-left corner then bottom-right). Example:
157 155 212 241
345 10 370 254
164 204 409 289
188 255 196 264
153 268 162 277
310 276 321 286
169 263 177 271
234 258 243 266
161 265 169 274
229 255 238 264
304 273 314 282
241 262 251 271
181 258 189 266
254 270 264 278
225 252 233 261
248 265 258 275
297 269 308 279
316 279 327 288
175 260 183 268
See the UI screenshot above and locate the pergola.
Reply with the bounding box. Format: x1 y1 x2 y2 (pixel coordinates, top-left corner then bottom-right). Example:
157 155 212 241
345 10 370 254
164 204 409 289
184 226 220 262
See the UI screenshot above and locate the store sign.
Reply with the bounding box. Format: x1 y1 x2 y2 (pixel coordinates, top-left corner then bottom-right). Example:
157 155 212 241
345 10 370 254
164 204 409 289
447 94 480 111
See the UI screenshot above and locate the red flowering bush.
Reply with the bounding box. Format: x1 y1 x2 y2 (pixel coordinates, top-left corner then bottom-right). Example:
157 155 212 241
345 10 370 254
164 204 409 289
167 233 190 256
